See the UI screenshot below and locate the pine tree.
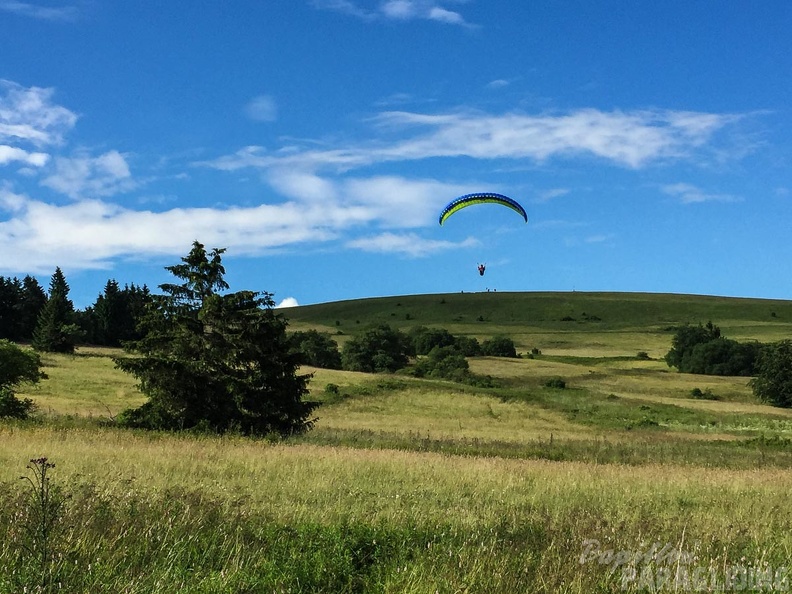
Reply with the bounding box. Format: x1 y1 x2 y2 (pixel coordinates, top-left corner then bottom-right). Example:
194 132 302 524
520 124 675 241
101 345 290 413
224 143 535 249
93 279 125 346
115 241 316 435
19 276 47 341
32 268 78 353
0 277 22 340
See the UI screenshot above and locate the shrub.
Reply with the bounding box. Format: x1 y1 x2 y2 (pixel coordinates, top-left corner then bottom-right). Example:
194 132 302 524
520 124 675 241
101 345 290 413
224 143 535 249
413 346 470 381
408 326 456 356
341 323 411 373
481 335 517 358
689 387 719 400
543 377 566 389
0 340 45 419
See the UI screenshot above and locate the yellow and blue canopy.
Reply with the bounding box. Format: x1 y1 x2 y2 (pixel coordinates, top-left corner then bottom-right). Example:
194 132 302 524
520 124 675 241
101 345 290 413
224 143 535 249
438 192 528 226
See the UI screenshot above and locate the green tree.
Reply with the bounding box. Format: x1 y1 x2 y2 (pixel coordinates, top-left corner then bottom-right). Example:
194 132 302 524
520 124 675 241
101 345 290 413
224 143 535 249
481 335 518 357
665 322 759 376
32 268 79 353
18 276 47 341
289 330 342 369
664 322 720 370
750 340 792 408
341 323 411 373
408 326 456 356
413 345 470 381
92 279 127 346
454 335 482 357
0 277 22 340
115 241 316 436
0 340 45 418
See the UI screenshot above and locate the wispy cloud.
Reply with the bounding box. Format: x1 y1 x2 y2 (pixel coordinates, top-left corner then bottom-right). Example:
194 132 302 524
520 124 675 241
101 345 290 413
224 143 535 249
535 188 570 203
0 172 470 272
662 182 741 204
346 232 479 257
0 1 79 21
202 108 742 174
0 80 78 147
0 145 49 167
244 95 278 122
486 79 511 90
584 233 614 244
0 192 336 273
41 150 136 199
311 0 473 26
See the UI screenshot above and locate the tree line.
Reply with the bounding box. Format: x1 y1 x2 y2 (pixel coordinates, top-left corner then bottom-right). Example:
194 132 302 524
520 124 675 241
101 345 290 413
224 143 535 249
0 270 150 351
665 321 792 408
290 324 519 386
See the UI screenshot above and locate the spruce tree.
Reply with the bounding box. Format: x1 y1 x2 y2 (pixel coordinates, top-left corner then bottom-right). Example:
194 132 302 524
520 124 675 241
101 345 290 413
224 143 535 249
32 267 78 353
115 241 316 435
19 276 47 341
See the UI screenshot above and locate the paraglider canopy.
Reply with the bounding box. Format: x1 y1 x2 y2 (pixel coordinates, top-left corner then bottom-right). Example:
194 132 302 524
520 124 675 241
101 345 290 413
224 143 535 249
439 192 528 226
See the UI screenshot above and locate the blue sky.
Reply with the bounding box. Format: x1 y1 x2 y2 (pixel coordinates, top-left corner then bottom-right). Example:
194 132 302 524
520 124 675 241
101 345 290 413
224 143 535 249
2 1 791 309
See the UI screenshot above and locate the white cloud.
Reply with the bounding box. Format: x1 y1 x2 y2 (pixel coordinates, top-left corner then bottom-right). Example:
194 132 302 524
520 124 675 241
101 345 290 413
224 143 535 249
275 297 300 308
0 145 49 167
382 0 415 19
41 150 135 199
347 232 479 257
244 95 278 122
427 6 465 25
0 80 78 147
267 169 339 203
0 168 478 273
0 1 79 21
0 193 346 273
486 79 510 90
535 188 570 203
584 233 614 244
202 108 742 174
309 0 372 19
662 182 741 204
311 0 472 26
266 171 469 228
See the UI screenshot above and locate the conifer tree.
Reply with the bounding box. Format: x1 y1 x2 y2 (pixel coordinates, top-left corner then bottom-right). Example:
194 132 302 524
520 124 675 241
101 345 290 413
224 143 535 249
115 241 316 435
32 268 78 353
19 275 47 340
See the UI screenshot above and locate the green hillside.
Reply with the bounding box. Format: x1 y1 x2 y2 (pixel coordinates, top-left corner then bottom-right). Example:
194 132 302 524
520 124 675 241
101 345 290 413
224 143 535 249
285 290 792 333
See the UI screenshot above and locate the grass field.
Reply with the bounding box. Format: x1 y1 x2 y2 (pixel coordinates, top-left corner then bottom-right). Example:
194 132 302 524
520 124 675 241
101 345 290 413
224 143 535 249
3 291 792 592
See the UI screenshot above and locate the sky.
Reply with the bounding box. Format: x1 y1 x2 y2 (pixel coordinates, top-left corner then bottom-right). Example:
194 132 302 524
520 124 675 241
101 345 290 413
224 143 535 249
1 1 792 309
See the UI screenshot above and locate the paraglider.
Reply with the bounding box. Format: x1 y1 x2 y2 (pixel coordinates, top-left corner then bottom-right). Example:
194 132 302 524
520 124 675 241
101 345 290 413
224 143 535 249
438 192 528 226
438 192 527 278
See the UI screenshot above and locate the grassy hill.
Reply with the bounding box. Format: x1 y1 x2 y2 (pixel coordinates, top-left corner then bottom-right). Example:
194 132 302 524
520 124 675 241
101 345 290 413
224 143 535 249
4 291 792 592
284 290 792 329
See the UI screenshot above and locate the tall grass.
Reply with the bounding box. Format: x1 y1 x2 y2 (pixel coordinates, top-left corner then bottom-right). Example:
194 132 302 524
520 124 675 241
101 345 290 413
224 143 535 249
2 429 792 592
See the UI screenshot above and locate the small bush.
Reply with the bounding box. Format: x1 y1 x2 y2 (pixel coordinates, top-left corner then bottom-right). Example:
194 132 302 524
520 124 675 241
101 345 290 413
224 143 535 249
690 387 720 400
636 351 650 360
543 377 566 389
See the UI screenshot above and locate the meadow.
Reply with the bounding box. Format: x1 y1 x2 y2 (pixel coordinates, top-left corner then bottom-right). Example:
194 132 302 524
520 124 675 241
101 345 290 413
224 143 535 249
3 291 792 592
